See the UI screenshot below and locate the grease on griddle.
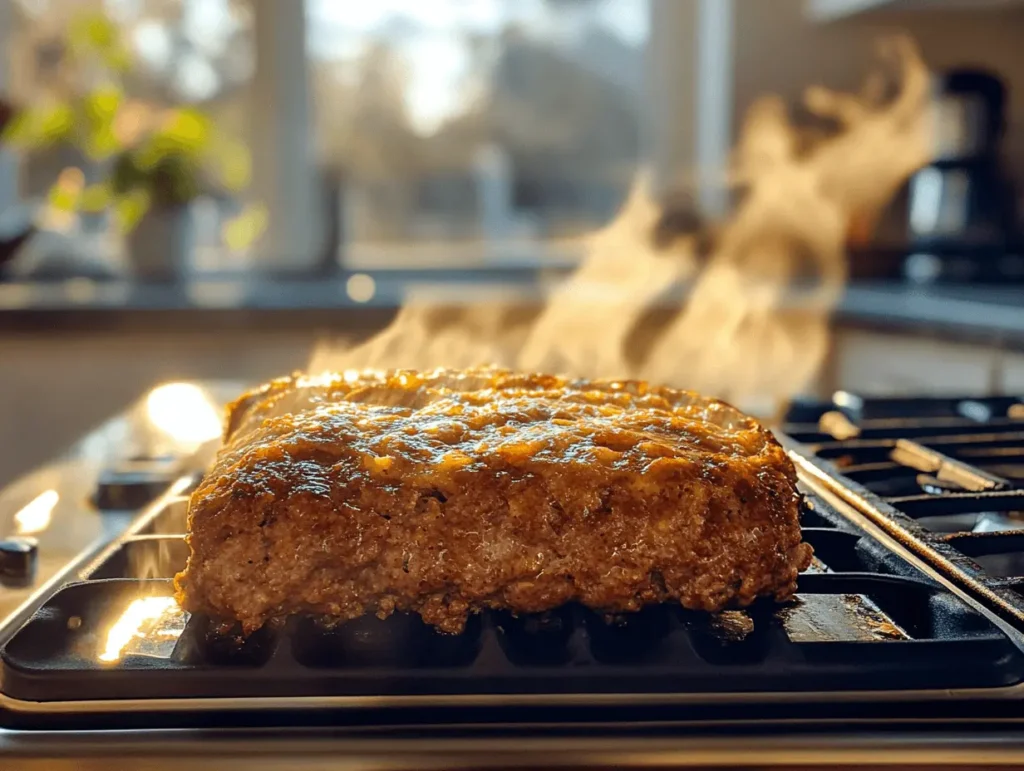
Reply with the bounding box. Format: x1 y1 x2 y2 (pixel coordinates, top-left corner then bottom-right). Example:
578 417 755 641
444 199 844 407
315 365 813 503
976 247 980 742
780 594 908 643
706 610 756 642
702 594 908 645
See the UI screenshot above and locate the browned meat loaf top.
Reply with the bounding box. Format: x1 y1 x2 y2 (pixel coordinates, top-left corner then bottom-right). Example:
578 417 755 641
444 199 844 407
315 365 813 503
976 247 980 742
176 367 812 633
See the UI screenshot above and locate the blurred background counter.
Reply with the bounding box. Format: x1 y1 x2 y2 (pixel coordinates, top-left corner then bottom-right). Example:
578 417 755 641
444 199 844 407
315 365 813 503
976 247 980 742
2 0 1024 483
0 275 1022 487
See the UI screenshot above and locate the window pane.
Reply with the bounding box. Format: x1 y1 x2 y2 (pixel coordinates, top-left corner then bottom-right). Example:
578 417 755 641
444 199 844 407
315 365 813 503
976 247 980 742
307 0 650 268
7 0 255 275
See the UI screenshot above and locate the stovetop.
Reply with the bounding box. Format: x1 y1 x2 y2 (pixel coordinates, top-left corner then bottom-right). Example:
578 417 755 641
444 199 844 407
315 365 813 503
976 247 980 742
4 383 1024 767
783 391 1024 632
0 381 243 626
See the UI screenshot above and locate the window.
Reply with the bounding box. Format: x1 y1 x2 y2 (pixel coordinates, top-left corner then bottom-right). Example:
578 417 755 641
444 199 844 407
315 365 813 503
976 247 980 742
3 0 650 276
308 0 650 268
5 0 256 274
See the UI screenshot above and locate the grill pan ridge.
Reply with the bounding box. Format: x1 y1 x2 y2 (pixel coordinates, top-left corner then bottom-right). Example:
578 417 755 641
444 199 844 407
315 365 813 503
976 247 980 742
2 479 1022 709
782 393 1024 632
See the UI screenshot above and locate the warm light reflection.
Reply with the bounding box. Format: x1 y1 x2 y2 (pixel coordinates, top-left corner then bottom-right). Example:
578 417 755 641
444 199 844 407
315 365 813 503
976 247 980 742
146 383 222 444
296 369 369 387
14 490 59 535
296 372 343 389
98 596 180 663
346 273 376 303
313 39 930 418
168 479 195 498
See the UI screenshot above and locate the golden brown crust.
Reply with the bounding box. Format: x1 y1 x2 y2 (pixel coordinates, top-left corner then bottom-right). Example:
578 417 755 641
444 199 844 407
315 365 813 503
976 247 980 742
176 366 811 633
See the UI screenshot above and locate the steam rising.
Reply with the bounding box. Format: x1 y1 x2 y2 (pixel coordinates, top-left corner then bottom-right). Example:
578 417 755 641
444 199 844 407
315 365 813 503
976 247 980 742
311 40 932 416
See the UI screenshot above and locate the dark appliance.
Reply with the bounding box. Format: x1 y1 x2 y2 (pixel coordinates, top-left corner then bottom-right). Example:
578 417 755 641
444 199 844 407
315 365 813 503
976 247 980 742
904 68 1022 284
784 392 1024 630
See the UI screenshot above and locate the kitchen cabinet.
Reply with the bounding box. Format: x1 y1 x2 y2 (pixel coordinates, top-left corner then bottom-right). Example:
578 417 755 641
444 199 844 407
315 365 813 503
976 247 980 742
827 328 1001 395
807 0 1024 22
1003 351 1024 393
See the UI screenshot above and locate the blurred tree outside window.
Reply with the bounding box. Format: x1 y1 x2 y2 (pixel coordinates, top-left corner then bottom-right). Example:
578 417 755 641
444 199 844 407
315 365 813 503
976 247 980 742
307 0 649 268
4 0 650 274
4 0 260 276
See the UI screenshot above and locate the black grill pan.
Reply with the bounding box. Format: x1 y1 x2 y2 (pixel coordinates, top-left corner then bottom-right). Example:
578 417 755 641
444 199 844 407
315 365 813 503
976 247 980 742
782 393 1024 633
2 490 1022 706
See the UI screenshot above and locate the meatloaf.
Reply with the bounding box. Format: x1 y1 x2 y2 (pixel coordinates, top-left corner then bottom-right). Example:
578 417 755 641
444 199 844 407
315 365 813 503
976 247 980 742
175 367 812 634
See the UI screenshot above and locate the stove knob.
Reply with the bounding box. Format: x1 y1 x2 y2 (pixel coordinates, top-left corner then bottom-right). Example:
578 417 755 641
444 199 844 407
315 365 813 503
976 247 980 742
94 471 170 511
93 456 183 511
0 537 38 588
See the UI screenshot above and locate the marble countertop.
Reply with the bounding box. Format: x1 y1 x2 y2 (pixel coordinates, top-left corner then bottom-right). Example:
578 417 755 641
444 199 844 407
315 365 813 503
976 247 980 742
0 271 1021 346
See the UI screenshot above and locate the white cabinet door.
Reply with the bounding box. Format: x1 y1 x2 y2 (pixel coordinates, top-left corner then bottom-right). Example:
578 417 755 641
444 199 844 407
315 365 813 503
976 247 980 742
807 0 1024 22
1002 351 1024 394
833 329 999 395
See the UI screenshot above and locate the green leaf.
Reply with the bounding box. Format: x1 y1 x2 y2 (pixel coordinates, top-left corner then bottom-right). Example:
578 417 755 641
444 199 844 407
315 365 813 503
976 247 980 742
83 84 123 123
0 111 38 147
110 152 144 195
47 181 80 213
39 104 75 142
223 203 268 250
101 45 133 73
2 104 75 148
114 189 152 233
70 14 120 55
154 108 211 154
68 14 133 72
82 123 121 160
133 142 163 171
80 183 113 213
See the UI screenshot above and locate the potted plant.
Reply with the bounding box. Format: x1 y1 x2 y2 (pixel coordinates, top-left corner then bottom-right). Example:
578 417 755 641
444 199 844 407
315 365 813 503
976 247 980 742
3 12 259 281
3 12 132 202
98 107 250 281
110 148 202 281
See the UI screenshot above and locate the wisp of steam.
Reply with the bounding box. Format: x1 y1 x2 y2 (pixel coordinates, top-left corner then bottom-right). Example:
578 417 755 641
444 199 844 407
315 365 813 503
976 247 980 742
310 39 933 418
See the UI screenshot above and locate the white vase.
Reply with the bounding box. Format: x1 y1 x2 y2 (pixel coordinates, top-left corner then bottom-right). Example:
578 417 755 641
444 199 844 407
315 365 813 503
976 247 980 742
126 205 195 283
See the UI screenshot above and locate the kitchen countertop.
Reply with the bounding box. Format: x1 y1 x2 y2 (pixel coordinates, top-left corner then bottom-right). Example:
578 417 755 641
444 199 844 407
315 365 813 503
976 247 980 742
836 284 1024 347
4 383 1024 761
0 272 1021 347
0 381 239 625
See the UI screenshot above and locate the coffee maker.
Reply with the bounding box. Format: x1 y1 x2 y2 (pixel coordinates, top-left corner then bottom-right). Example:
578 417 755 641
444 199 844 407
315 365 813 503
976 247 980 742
904 68 1022 284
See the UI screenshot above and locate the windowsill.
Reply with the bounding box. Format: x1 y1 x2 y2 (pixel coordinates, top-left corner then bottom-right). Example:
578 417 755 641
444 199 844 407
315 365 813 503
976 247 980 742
0 274 1022 351
341 239 586 271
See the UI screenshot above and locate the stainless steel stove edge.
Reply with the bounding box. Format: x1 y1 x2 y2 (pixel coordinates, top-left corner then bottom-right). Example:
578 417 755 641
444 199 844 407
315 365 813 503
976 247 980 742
7 725 1024 769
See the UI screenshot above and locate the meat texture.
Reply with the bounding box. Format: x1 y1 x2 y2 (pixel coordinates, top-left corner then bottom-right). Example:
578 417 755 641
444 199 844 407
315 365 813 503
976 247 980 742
175 367 812 634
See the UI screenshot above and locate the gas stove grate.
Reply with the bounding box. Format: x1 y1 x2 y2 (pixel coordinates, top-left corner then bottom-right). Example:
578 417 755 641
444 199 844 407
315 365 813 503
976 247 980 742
783 393 1024 630
786 393 1024 485
1 482 1021 711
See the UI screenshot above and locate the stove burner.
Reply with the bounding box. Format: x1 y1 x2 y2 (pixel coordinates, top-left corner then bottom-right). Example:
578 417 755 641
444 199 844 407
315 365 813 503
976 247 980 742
5 388 1024 732
1 483 1021 714
783 392 1024 630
